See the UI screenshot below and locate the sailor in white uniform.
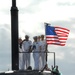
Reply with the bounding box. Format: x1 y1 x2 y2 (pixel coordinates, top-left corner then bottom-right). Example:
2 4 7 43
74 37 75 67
18 38 23 70
21 35 32 70
37 36 42 70
32 36 41 70
40 35 47 69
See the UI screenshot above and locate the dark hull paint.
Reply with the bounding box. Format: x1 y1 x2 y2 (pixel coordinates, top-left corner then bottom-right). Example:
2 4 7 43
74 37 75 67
0 70 52 75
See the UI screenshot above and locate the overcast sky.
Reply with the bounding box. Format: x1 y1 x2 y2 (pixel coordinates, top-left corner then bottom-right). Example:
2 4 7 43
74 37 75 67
0 0 75 75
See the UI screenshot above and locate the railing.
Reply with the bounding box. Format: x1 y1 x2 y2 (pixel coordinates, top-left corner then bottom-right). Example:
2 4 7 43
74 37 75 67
19 51 56 68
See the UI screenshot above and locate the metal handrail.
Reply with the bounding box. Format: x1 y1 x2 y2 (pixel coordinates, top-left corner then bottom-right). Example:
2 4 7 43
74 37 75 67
19 51 56 68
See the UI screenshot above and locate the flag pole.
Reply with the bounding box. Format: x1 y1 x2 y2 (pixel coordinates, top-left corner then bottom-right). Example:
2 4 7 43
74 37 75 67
54 52 56 68
44 23 56 68
44 22 50 63
44 22 48 64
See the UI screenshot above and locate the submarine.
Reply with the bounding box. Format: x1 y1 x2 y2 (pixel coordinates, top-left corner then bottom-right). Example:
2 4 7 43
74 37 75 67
0 0 57 75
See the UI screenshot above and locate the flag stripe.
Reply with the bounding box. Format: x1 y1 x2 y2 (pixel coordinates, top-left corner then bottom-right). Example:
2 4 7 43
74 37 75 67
47 43 65 46
46 40 66 43
55 26 70 31
55 30 69 34
46 37 67 40
46 35 68 37
57 34 69 36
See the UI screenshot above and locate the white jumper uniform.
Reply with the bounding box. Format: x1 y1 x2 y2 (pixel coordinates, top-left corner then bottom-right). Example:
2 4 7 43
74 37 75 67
21 40 32 70
40 40 47 69
33 41 41 70
19 45 23 70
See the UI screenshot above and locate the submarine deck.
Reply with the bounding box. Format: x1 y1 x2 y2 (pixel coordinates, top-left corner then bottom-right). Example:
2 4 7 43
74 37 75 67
0 70 52 75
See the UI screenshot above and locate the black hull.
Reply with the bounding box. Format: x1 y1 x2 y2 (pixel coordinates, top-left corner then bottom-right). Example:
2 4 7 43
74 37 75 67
0 70 52 75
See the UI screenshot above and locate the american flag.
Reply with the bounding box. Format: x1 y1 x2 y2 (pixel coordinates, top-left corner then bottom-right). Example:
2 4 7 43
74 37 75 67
46 25 70 46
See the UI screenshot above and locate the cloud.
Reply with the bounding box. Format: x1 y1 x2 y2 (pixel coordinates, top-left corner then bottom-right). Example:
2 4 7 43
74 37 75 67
17 0 48 14
0 24 11 71
56 60 75 75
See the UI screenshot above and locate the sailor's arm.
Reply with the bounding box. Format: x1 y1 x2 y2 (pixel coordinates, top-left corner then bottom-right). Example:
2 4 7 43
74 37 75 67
29 41 32 52
45 44 48 52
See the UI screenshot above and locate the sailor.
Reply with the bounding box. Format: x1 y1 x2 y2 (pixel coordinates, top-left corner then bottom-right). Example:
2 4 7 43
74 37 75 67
21 35 32 70
32 36 41 70
18 38 23 70
37 36 42 70
40 35 47 69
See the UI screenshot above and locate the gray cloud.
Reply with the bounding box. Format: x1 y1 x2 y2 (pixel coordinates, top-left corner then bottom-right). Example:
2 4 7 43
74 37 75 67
19 0 48 14
0 0 48 14
0 24 11 71
56 60 75 75
57 1 75 6
0 9 10 15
